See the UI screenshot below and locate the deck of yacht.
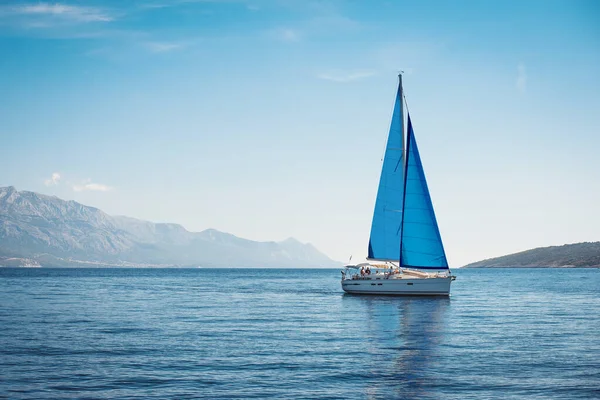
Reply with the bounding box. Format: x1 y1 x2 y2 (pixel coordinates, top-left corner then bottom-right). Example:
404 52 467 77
347 269 443 280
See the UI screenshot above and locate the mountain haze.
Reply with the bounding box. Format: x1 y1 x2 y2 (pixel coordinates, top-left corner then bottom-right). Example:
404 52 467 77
0 187 340 268
462 242 600 268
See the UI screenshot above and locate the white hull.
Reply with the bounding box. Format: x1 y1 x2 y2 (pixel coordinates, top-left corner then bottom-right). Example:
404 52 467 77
341 276 452 296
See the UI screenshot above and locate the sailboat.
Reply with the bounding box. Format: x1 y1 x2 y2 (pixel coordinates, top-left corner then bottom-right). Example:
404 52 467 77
341 75 455 296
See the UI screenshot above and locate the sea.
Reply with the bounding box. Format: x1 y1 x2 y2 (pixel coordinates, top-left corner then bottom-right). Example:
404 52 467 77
0 268 599 399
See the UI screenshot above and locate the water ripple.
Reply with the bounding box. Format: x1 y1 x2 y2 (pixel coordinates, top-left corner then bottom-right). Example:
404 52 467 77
0 267 599 399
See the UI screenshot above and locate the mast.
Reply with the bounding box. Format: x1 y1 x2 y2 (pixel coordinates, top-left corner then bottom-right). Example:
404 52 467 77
399 73 405 165
398 73 406 268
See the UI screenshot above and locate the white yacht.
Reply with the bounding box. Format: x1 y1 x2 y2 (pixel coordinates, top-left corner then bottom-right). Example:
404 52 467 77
341 75 455 296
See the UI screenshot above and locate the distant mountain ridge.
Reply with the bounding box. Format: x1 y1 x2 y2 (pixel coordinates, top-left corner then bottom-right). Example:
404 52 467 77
0 186 340 268
462 242 600 268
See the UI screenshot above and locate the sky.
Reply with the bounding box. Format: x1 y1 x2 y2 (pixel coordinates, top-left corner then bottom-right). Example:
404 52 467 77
0 0 599 267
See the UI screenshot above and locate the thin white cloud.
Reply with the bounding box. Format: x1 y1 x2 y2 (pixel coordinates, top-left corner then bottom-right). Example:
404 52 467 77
73 180 113 192
6 3 113 23
517 63 527 93
137 3 172 10
44 172 61 186
144 41 186 53
138 0 251 10
317 70 376 83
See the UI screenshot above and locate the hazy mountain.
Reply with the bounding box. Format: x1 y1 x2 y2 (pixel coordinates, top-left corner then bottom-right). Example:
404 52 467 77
0 186 340 268
462 242 600 268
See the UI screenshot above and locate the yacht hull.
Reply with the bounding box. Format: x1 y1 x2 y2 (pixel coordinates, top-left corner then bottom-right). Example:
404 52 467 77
341 276 451 296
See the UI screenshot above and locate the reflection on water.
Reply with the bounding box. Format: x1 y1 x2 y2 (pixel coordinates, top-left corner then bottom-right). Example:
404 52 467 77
343 295 450 399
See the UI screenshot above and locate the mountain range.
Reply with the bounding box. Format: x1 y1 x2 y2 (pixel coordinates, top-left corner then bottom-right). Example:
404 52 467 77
0 186 340 268
462 242 600 268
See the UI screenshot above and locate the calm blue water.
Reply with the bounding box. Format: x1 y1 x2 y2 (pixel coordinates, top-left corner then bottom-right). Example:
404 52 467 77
1 268 599 399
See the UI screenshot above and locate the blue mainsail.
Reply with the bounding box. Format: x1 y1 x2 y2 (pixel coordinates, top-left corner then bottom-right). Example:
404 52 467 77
368 82 404 260
399 115 448 269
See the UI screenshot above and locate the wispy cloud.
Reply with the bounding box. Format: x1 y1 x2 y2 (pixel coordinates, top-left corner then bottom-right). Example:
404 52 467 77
44 172 61 186
517 63 527 93
73 179 113 192
4 3 114 23
144 41 187 53
317 70 376 83
137 0 250 11
83 34 193 61
136 3 172 10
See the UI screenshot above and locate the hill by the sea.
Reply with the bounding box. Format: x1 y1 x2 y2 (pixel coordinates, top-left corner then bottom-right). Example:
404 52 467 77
462 242 600 268
0 186 340 268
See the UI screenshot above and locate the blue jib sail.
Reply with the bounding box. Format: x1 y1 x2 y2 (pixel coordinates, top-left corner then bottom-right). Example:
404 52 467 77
368 83 404 260
400 115 448 269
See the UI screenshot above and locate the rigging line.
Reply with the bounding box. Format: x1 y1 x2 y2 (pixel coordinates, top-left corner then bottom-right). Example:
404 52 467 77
379 135 387 162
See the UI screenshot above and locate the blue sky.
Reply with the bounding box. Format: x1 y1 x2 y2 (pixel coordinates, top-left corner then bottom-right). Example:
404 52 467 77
1 0 599 266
